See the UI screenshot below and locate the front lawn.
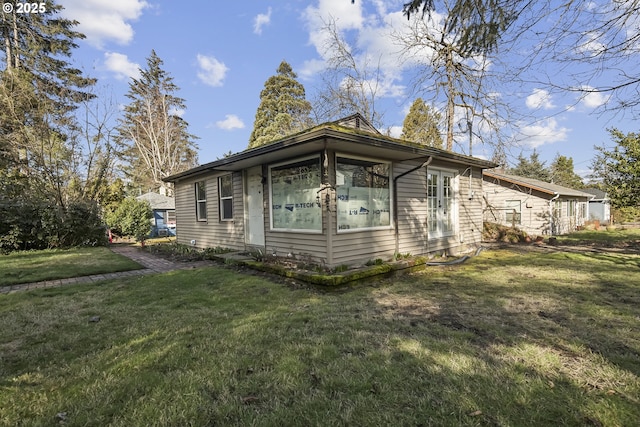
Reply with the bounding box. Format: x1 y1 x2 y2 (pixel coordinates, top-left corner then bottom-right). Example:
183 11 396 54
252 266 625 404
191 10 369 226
0 246 143 287
0 248 638 426
556 227 640 246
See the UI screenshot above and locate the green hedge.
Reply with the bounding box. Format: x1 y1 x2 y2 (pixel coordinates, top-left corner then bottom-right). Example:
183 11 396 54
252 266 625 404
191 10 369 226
0 199 107 253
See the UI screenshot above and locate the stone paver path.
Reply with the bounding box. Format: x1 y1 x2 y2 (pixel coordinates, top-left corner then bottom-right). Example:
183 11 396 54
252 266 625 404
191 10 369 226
0 244 214 294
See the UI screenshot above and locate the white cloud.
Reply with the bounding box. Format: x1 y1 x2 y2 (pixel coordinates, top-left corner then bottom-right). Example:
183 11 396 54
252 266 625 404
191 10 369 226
302 0 365 66
60 0 148 48
299 58 327 79
169 107 185 118
196 54 228 87
580 86 610 108
104 52 140 80
526 88 555 110
216 115 245 130
516 118 569 148
388 125 403 138
254 7 272 35
577 31 606 55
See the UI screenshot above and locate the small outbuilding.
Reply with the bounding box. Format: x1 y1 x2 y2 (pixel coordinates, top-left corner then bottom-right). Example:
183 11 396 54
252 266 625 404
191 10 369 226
136 192 176 237
483 171 594 236
164 115 496 267
582 188 611 224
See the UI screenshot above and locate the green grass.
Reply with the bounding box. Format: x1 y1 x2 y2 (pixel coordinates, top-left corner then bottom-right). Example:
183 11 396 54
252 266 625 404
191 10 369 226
1 248 639 426
0 247 143 286
557 227 640 246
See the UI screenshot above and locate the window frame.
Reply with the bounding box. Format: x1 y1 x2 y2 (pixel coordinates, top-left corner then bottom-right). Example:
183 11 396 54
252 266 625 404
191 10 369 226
426 168 458 239
567 200 576 218
195 180 207 222
335 154 392 233
505 200 522 225
218 174 234 221
268 155 323 233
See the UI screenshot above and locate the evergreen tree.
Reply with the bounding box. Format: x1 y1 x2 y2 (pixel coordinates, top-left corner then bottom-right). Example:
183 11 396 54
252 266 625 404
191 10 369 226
402 0 518 57
248 61 312 149
549 154 583 189
401 98 443 148
0 0 95 204
592 129 640 209
509 150 550 182
116 50 198 195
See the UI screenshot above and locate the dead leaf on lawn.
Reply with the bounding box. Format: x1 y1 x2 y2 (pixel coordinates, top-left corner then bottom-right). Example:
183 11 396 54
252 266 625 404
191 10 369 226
242 396 259 405
468 410 483 417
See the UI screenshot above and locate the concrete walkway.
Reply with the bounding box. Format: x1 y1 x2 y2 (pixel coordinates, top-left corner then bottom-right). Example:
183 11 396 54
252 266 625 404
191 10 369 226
0 244 215 294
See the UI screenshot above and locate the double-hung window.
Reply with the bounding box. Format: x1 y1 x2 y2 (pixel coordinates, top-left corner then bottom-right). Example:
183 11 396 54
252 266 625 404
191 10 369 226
505 200 522 225
195 180 207 221
219 174 233 221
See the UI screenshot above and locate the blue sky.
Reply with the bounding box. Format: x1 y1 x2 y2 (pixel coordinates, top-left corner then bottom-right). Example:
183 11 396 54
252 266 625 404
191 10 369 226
58 0 637 179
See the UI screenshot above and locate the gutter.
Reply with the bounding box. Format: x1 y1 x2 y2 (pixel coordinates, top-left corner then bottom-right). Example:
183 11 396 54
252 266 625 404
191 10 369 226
393 156 433 254
549 192 560 235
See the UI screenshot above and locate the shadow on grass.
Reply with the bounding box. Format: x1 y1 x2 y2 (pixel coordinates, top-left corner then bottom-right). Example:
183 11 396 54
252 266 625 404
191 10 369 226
0 250 638 426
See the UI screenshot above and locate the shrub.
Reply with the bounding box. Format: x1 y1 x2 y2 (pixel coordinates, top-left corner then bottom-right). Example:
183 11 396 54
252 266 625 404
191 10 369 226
0 198 107 253
107 198 152 245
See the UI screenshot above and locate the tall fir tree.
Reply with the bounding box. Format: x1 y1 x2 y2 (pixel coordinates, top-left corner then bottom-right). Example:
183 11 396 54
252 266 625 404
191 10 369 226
0 0 95 204
549 154 583 188
401 98 443 148
116 50 198 195
509 150 551 182
592 129 640 209
248 61 312 148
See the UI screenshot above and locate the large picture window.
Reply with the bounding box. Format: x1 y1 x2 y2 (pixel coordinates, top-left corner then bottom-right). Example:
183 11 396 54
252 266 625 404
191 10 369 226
336 156 391 232
195 180 207 221
219 174 233 221
270 157 322 232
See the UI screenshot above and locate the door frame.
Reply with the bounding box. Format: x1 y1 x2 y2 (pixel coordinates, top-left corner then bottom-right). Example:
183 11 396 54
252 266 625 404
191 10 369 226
244 166 265 247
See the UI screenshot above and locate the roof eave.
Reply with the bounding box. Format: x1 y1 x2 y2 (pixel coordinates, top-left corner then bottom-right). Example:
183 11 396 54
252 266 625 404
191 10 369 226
164 126 497 182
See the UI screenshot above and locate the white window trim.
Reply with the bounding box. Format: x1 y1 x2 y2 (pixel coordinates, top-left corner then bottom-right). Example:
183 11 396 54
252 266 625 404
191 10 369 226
268 155 323 234
335 153 393 234
505 200 522 225
426 168 458 239
195 180 207 222
218 174 234 221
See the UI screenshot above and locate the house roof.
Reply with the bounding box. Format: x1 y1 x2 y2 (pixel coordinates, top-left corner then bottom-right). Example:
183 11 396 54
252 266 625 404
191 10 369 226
164 118 497 183
582 188 608 200
136 192 175 210
483 171 595 198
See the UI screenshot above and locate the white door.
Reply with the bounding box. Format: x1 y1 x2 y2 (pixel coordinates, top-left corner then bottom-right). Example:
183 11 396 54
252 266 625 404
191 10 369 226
245 166 265 246
426 170 456 238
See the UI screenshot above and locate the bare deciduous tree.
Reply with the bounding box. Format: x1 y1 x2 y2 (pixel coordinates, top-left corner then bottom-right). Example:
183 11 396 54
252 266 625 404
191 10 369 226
310 17 388 128
394 12 515 154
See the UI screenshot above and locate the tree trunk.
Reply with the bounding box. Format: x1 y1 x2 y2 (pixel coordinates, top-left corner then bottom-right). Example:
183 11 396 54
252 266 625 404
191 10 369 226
445 48 455 151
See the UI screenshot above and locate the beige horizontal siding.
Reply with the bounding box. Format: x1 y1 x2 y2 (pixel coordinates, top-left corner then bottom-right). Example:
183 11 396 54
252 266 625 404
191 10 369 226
396 160 428 256
331 229 397 265
483 178 552 236
264 231 327 262
174 172 245 251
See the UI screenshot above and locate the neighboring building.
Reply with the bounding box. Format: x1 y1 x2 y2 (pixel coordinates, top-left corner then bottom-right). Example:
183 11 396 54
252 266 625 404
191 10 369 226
136 192 176 237
163 114 496 267
483 171 594 236
582 188 611 224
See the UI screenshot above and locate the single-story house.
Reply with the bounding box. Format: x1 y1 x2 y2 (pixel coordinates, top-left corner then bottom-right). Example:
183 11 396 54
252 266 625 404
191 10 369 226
136 192 176 237
483 171 594 236
582 188 611 224
164 114 496 267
